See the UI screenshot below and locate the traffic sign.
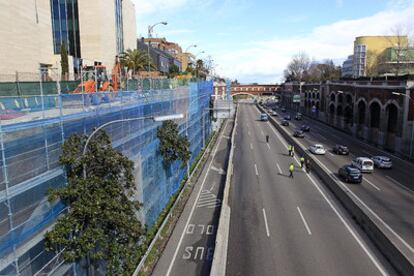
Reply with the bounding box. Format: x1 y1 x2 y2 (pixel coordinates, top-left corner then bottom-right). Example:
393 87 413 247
293 95 301 103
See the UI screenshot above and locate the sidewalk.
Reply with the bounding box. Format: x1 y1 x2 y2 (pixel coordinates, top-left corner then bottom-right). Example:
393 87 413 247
151 119 234 276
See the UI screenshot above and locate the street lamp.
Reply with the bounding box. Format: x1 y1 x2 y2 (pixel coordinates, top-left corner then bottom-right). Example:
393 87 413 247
185 45 197 53
147 22 168 75
82 113 184 179
392 91 414 159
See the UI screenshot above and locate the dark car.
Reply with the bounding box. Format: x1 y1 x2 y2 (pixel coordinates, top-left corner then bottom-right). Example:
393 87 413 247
281 120 289 126
293 130 305 138
338 165 362 183
333 145 349 155
284 115 291 120
295 113 303 120
300 125 310 132
281 107 286 112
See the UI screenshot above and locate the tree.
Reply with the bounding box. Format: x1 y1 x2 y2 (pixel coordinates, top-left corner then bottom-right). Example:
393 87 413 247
157 120 190 166
45 131 144 276
365 50 380 77
387 26 410 76
60 43 69 80
168 64 180 78
120 49 155 78
284 52 310 82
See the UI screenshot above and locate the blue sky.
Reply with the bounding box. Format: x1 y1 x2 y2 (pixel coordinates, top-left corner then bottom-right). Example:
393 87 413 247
132 0 414 83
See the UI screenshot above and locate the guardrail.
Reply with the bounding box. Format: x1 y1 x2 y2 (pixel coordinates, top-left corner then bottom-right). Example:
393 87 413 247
257 104 414 275
210 105 238 276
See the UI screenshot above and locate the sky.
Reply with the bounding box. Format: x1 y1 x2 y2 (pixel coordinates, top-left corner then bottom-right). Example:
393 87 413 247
131 0 414 84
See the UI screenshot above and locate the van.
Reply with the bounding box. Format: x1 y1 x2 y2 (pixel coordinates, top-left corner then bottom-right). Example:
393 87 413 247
351 157 374 173
260 113 269 121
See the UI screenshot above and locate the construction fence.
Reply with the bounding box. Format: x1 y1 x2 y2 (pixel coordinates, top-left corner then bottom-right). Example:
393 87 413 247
0 80 213 275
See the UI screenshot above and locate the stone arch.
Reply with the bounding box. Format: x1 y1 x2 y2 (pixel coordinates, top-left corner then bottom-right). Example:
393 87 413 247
337 105 343 116
345 94 353 105
329 103 335 115
369 101 381 128
330 93 335 102
344 105 353 124
386 103 399 133
316 101 320 110
338 93 344 104
357 100 366 125
231 92 257 99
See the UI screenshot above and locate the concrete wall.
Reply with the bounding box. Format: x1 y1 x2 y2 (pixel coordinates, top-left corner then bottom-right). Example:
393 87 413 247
0 0 57 76
122 0 137 51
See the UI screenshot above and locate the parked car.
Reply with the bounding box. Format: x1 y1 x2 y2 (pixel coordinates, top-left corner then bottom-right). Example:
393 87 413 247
284 115 291 120
271 111 278 116
351 157 374 173
293 130 305 138
338 165 362 183
309 144 326 155
281 120 289 126
300 125 310 132
295 113 303 120
371 156 392 169
260 113 269 121
333 145 349 155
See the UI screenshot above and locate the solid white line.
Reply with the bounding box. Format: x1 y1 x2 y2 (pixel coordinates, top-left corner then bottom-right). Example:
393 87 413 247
254 164 259 176
276 163 283 174
250 143 253 150
166 120 228 276
267 143 271 149
262 208 270 237
327 151 335 157
364 178 381 191
385 176 414 194
297 207 312 235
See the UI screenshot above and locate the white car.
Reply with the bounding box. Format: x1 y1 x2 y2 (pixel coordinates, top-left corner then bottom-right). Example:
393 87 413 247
371 156 392 169
309 144 326 155
351 157 374 173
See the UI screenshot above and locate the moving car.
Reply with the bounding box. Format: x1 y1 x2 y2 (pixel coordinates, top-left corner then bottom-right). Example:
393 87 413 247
300 125 310 132
293 130 305 138
295 113 303 120
284 115 291 120
271 111 278 116
260 113 269 121
281 120 289 126
351 157 374 173
309 144 326 155
338 165 362 183
333 145 349 155
371 156 392 169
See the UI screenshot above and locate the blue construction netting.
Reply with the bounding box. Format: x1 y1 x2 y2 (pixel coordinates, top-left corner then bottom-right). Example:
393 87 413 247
0 81 213 275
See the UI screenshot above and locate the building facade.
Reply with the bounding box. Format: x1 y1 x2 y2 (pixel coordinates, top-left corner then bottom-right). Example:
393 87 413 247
352 36 409 78
342 55 353 78
0 0 137 79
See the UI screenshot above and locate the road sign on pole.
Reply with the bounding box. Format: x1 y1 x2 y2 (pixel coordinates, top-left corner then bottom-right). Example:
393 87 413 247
293 95 301 103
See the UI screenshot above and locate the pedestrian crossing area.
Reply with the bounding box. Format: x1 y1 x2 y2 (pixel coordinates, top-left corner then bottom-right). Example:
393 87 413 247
197 190 222 209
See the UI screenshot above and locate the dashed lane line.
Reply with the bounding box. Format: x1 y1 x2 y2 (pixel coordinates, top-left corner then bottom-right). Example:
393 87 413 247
297 207 312 235
255 164 259 176
262 208 270 237
364 178 381 191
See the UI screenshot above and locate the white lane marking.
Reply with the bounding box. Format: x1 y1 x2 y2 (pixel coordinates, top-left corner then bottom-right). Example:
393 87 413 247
385 176 414 194
276 163 283 174
166 120 229 276
261 129 264 136
209 181 217 192
364 178 381 191
263 110 389 275
267 143 271 149
250 143 253 150
254 164 259 176
297 207 312 235
327 151 335 157
262 208 270 237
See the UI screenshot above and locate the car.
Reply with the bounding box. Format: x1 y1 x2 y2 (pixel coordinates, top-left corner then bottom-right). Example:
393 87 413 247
300 125 310 132
371 156 392 169
271 111 278 116
333 145 349 155
281 120 289 126
281 107 286 112
293 130 305 138
309 144 326 155
295 113 303 120
338 165 362 183
284 115 291 120
351 157 374 173
260 113 269 121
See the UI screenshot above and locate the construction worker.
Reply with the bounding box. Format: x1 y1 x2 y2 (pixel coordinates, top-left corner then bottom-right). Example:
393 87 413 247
300 156 305 168
288 144 292 156
266 134 269 143
289 163 294 178
305 159 311 173
291 145 295 157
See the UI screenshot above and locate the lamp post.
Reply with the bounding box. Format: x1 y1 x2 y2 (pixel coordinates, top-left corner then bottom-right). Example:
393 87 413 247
185 45 197 53
147 22 168 75
82 113 184 179
392 92 414 159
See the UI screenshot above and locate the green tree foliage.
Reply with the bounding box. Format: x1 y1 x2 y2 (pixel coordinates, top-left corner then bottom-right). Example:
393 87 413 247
169 64 180 78
157 120 190 165
120 48 155 77
45 131 144 276
60 43 69 80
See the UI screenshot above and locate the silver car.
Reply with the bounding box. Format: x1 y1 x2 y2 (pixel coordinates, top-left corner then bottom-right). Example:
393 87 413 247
371 156 392 169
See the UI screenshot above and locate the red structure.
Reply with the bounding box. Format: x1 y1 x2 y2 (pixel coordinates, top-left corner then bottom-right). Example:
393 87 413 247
231 84 280 97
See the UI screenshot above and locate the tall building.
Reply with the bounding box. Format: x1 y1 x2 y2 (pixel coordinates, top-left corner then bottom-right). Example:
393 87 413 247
341 55 353 78
352 36 408 78
0 0 137 78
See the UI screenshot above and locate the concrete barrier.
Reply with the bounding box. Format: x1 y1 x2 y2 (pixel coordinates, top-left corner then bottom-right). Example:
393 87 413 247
257 104 414 275
210 105 238 276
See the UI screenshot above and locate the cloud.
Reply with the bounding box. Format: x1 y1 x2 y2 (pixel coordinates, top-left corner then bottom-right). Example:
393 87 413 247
214 2 414 83
132 0 189 15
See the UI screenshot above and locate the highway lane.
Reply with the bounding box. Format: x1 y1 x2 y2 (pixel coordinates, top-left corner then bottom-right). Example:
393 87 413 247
266 106 414 255
226 102 395 276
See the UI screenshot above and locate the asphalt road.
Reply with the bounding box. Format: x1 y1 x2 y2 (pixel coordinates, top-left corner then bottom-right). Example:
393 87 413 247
226 102 396 276
267 104 414 259
152 119 233 276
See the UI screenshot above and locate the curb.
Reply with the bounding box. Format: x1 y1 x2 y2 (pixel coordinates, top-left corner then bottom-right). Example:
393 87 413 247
210 105 238 276
258 104 414 275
